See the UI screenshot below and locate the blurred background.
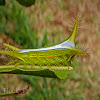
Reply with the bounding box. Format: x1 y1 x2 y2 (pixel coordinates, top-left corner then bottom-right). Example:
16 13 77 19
0 0 100 100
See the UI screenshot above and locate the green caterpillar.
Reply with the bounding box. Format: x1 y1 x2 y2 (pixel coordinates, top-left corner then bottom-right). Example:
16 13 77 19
0 17 87 79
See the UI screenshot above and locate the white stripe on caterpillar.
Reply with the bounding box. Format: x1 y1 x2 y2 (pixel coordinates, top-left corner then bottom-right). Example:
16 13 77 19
18 40 75 53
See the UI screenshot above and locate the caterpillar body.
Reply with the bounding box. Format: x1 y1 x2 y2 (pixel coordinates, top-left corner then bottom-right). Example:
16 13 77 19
0 17 87 79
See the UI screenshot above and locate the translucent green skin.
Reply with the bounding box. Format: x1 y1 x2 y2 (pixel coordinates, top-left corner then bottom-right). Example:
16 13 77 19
18 49 71 66
0 49 71 66
0 46 86 66
21 48 86 64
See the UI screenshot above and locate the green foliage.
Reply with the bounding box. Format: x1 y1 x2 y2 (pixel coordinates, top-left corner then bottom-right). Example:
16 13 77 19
58 0 66 9
16 0 36 7
0 0 35 7
0 0 38 49
45 14 52 24
0 0 5 6
41 29 48 47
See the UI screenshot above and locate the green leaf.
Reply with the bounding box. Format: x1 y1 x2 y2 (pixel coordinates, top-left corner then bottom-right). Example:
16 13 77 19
0 0 5 6
16 0 36 7
52 69 70 79
0 65 73 79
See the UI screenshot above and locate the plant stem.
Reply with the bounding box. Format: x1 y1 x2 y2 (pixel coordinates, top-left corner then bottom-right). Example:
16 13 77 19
0 92 16 97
